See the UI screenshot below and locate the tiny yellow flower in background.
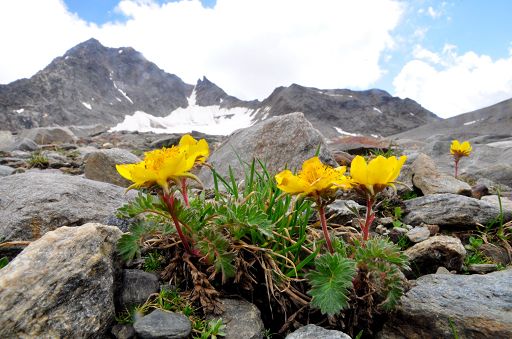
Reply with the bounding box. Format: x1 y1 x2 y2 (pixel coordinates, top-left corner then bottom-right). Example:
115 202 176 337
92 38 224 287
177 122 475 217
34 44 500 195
450 139 471 178
275 156 352 197
450 140 472 158
350 155 407 197
116 134 208 192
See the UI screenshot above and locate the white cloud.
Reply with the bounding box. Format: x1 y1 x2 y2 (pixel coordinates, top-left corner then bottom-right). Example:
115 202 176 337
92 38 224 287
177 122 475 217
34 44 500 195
0 0 403 100
393 45 512 117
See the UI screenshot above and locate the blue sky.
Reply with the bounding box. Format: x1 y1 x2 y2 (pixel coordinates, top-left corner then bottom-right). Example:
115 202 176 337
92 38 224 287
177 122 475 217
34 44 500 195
1 0 511 118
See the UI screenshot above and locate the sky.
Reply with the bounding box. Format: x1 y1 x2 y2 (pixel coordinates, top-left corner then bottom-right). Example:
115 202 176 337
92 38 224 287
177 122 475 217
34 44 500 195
0 0 511 118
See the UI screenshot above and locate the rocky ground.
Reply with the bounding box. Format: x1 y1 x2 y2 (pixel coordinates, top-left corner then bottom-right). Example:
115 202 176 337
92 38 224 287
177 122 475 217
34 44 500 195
0 113 511 338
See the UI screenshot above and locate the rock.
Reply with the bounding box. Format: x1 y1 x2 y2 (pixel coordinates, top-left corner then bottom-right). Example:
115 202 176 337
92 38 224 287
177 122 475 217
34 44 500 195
328 135 390 154
216 298 264 339
403 193 512 227
467 263 498 274
0 130 15 151
84 148 140 187
471 183 489 199
435 266 451 274
133 309 192 339
14 137 39 151
68 124 109 138
405 235 466 275
377 269 512 339
406 226 430 243
475 177 511 195
0 223 122 338
376 224 388 235
422 223 440 236
19 126 78 145
388 227 408 243
118 269 160 308
481 194 512 212
411 153 471 195
198 112 336 189
469 163 512 189
0 171 135 242
332 150 354 166
111 324 136 339
0 164 15 177
325 200 364 225
479 243 511 265
286 324 351 339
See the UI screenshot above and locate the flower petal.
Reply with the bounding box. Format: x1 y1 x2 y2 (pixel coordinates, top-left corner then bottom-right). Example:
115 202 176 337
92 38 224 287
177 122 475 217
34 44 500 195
275 170 308 194
350 156 368 184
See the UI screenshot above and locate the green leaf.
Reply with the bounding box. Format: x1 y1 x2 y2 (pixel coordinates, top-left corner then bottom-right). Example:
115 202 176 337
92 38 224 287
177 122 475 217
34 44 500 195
0 256 9 269
307 253 356 316
116 221 148 261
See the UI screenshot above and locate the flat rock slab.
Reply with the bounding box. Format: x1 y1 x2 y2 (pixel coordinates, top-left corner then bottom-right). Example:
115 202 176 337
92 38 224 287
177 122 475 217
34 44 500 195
378 269 512 338
0 223 122 338
84 148 140 187
0 171 135 242
133 309 191 339
403 193 512 227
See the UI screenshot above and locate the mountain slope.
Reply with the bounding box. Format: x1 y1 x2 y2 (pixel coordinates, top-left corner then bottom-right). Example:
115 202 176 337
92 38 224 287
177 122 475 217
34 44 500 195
0 38 193 130
392 97 512 140
254 84 441 138
1 38 440 137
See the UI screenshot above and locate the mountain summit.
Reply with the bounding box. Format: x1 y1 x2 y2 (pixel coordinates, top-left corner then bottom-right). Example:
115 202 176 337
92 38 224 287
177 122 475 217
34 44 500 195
1 38 440 137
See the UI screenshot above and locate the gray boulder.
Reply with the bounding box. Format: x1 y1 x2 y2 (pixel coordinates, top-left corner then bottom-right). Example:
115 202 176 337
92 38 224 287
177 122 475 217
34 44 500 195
118 269 160 308
0 165 15 177
84 148 140 187
0 223 122 338
19 126 78 145
14 137 39 151
406 226 430 243
411 153 471 195
215 298 265 339
403 193 512 227
378 269 512 338
0 130 15 151
405 235 466 275
0 171 135 242
286 324 351 339
198 112 336 189
133 309 192 339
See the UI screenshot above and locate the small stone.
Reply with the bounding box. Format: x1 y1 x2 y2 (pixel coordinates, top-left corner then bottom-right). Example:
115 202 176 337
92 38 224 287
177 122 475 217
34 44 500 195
118 269 160 308
213 298 264 339
326 200 364 225
102 142 114 149
422 223 440 236
111 324 136 339
435 266 451 274
467 264 498 274
471 183 489 199
286 324 351 339
0 165 15 177
376 224 388 235
133 309 192 339
388 227 408 243
405 235 466 275
406 226 430 243
378 217 394 226
479 243 511 265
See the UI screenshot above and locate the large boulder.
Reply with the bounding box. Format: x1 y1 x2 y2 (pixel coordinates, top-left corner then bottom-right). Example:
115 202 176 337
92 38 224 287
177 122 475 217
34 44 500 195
19 126 78 145
403 193 512 227
198 112 336 188
84 148 140 187
0 223 122 338
0 171 135 242
410 153 471 195
378 269 512 338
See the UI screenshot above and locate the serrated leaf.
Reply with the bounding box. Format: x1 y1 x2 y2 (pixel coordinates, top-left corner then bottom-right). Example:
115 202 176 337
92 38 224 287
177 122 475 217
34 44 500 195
307 253 356 316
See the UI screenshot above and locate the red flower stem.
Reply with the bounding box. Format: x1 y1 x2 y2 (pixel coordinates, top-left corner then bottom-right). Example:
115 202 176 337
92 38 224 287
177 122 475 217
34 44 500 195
181 178 190 207
363 197 375 242
318 204 334 254
162 192 192 254
454 159 459 178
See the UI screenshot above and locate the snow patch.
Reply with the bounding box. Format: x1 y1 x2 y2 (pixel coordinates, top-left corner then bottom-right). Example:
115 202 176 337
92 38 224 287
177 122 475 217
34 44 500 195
14 108 24 114
82 102 92 110
371 134 380 138
409 112 415 116
334 127 360 136
117 87 133 104
110 88 257 135
463 120 478 126
116 97 122 102
64 56 69 60
373 107 382 114
118 49 123 54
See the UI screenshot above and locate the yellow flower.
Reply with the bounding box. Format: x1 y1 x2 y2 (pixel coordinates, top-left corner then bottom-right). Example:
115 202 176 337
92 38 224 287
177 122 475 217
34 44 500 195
275 157 352 197
450 140 472 158
350 155 407 196
116 134 208 192
178 134 209 164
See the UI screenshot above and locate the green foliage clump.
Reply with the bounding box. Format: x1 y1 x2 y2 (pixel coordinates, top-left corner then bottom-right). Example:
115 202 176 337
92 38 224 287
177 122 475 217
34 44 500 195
28 151 49 168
